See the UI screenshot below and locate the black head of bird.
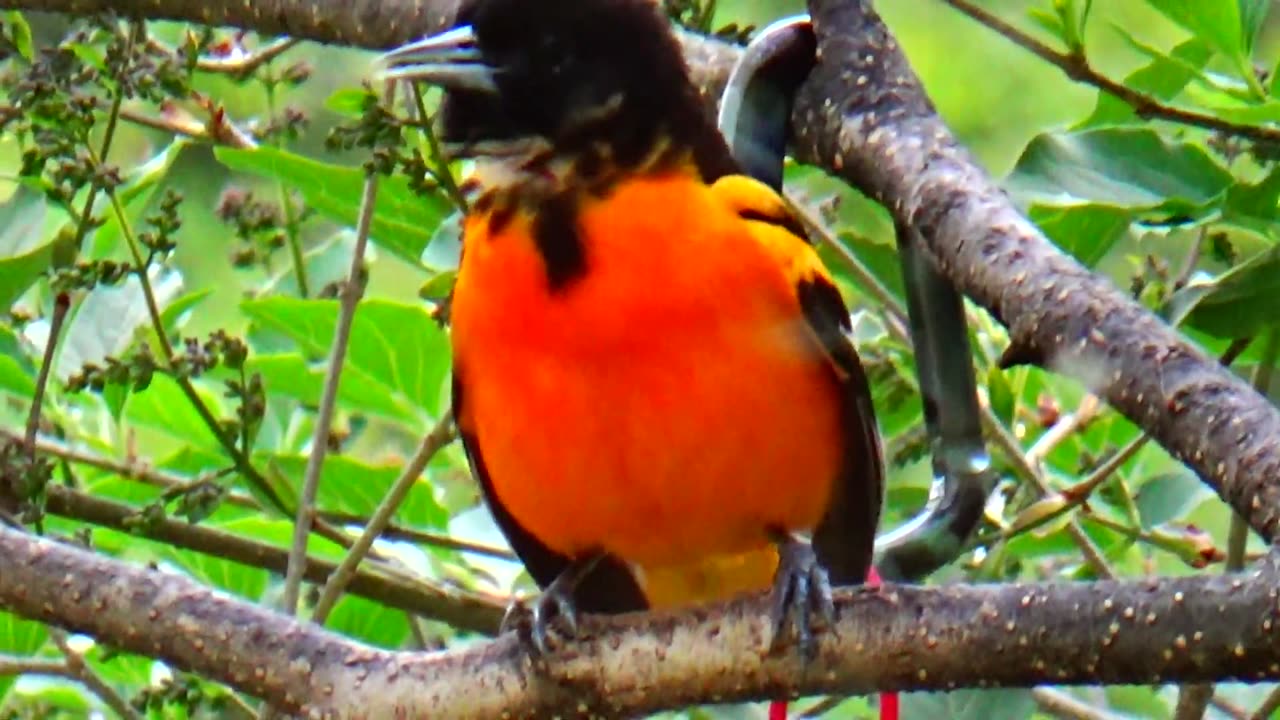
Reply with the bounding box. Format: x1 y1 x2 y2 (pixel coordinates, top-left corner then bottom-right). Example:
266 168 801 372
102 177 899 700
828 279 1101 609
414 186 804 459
379 0 727 172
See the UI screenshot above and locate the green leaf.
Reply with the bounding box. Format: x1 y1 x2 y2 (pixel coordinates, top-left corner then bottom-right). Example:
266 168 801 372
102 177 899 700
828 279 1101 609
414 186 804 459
1135 472 1211 527
422 209 463 271
166 547 269 599
4 11 33 61
124 373 224 450
1238 0 1270 56
1006 128 1233 214
214 146 451 267
241 297 451 422
326 595 411 647
1025 8 1067 46
900 689 1036 720
418 270 457 305
1028 203 1130 267
248 353 416 424
1178 245 1280 338
0 325 34 398
1139 0 1243 62
82 648 154 695
1221 165 1280 238
159 288 214 336
263 229 363 297
0 611 48 700
986 366 1016 427
264 453 447 528
324 87 372 117
54 267 184 380
0 185 52 309
214 515 347 561
1106 685 1172 718
826 232 906 303
1077 38 1212 128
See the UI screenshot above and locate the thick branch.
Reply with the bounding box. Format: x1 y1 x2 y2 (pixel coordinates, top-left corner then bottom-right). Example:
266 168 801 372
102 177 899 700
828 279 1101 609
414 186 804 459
4 525 1280 718
790 0 1280 541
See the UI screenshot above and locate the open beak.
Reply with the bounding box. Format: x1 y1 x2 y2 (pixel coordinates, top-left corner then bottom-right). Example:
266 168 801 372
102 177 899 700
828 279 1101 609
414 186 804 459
376 25 499 94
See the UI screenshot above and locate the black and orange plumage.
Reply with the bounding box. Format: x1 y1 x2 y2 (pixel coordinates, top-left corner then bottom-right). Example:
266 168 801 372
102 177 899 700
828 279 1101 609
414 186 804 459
380 1 889 715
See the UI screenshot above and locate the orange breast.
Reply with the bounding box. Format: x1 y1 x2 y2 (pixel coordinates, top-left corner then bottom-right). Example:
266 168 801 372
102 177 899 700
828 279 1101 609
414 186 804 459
450 171 844 583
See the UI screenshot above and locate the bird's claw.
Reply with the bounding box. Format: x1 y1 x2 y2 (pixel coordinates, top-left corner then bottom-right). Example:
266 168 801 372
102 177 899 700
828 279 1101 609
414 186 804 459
768 535 836 660
501 559 594 660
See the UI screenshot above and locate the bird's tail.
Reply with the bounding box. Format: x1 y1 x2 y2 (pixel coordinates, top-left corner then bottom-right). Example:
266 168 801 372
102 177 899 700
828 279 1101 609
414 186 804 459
766 567 898 720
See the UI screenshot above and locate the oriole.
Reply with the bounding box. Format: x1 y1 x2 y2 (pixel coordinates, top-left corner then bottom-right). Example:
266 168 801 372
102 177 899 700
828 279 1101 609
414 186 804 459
381 1 890 717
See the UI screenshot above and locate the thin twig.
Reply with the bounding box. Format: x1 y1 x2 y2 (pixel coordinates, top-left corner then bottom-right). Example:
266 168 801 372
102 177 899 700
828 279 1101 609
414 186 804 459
409 83 469 211
50 613 141 719
21 23 137 457
262 66 310 297
195 37 300 75
938 0 1280 144
0 654 73 678
312 413 456 623
1032 688 1124 720
1025 394 1101 469
119 105 256 149
279 87 388 617
24 293 69 455
0 427 513 560
1173 683 1212 720
39 484 506 633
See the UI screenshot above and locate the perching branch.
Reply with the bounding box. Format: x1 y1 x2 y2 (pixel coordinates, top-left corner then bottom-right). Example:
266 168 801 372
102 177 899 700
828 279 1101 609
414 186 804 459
4 524 1280 718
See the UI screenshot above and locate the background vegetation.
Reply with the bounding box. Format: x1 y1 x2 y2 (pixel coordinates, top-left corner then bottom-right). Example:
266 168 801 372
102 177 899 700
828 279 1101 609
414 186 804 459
1 0 1279 717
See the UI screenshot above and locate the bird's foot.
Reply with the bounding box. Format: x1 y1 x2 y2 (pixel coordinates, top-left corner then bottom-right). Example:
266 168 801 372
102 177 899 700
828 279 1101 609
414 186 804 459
501 554 602 659
767 531 835 660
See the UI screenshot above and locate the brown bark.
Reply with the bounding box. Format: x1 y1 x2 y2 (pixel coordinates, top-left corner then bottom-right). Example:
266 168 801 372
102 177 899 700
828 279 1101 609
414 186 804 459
3 525 1280 718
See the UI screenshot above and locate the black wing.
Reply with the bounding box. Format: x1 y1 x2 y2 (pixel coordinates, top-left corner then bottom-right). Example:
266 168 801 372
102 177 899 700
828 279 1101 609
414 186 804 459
796 275 886 586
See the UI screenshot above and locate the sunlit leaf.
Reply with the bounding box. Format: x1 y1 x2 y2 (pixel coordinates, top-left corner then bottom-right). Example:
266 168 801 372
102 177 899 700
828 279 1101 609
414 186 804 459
242 297 451 422
215 146 451 267
124 373 224 450
1028 203 1130 267
326 595 411 647
1139 0 1243 62
247 353 416 424
1174 245 1280 338
1007 128 1232 214
264 453 447 528
0 611 48 700
38 266 183 381
0 185 52 309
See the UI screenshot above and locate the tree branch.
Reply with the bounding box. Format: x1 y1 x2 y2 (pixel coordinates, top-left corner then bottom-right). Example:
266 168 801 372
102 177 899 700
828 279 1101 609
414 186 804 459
4 524 1280 718
790 0 1280 542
